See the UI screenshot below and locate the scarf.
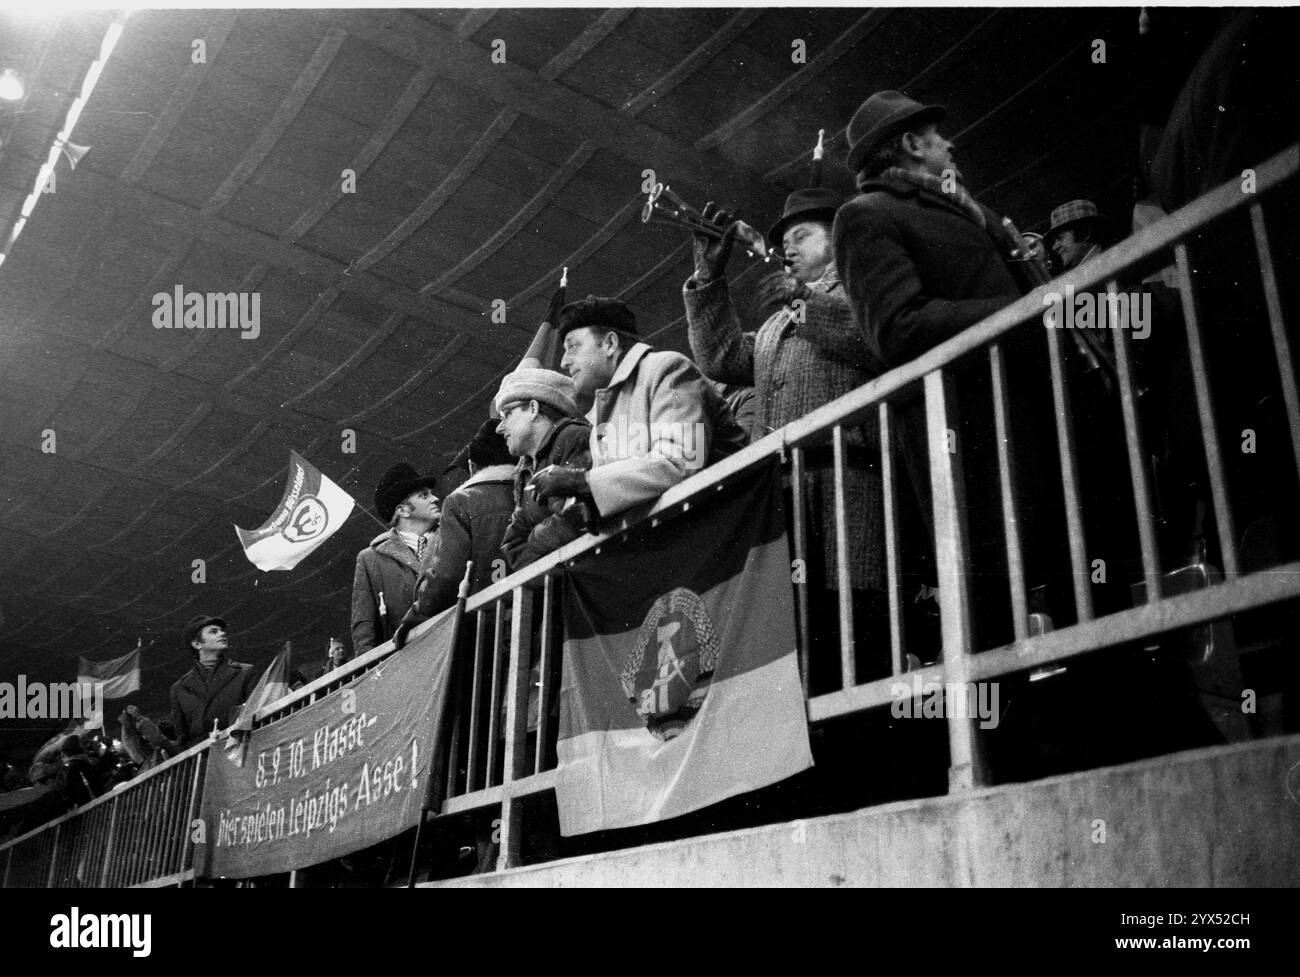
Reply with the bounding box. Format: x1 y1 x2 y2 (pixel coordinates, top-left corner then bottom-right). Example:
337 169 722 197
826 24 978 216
880 166 987 229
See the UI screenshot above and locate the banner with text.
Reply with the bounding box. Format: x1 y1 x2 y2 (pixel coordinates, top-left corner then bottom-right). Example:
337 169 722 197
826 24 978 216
198 609 456 878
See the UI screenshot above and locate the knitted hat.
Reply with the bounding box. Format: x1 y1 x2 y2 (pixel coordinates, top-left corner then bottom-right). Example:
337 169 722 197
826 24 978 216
555 295 637 342
492 367 581 419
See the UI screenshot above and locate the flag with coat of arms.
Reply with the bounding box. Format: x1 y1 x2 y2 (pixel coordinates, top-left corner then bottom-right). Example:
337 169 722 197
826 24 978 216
235 451 355 571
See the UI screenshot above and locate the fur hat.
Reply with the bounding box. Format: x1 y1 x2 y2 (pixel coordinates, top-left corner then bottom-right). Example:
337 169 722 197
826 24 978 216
374 463 439 522
555 295 637 342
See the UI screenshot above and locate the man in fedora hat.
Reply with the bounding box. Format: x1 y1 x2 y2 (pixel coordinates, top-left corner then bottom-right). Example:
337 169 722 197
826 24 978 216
164 615 261 749
834 89 1067 656
682 188 890 688
1044 199 1108 272
350 463 441 656
493 367 593 571
532 296 746 520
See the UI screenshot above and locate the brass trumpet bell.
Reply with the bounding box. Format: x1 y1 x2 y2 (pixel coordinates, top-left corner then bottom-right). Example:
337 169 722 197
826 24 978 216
640 181 778 263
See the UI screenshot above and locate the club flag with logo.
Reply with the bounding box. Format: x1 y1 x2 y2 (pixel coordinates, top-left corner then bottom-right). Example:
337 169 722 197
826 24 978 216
77 648 140 700
235 451 355 571
556 459 812 835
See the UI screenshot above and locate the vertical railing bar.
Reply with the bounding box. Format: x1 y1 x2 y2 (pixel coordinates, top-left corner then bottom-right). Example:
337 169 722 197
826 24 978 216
789 445 812 693
1108 278 1162 600
832 424 856 688
534 573 556 775
99 794 120 887
131 785 146 886
86 807 102 886
147 776 165 884
1249 203 1300 488
1174 242 1240 578
2 844 11 889
880 402 906 676
1044 318 1095 621
89 805 104 882
45 823 60 889
497 585 535 870
444 668 466 803
171 765 189 875
485 600 506 788
143 776 162 885
467 610 487 792
182 753 204 883
161 768 182 876
989 343 1029 642
124 781 142 887
924 369 987 791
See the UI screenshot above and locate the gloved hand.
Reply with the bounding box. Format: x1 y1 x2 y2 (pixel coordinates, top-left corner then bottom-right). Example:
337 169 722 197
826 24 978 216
692 201 740 283
528 465 590 504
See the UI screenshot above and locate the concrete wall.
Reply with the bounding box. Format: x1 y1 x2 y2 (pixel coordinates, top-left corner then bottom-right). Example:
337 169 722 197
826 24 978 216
429 734 1300 887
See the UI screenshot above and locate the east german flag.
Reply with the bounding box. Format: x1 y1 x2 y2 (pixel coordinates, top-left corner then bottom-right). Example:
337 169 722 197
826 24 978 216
235 450 355 571
556 459 812 835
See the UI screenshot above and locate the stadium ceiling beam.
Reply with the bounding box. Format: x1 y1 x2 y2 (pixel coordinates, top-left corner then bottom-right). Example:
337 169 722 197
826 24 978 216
62 169 531 355
337 9 786 212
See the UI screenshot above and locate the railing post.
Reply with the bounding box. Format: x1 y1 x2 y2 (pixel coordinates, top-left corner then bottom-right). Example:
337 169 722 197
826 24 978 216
832 425 856 688
497 585 535 871
2 844 11 889
924 369 988 791
1043 319 1094 622
99 794 120 887
1175 242 1239 578
880 402 907 675
182 752 206 884
989 344 1029 642
790 446 812 691
45 823 60 889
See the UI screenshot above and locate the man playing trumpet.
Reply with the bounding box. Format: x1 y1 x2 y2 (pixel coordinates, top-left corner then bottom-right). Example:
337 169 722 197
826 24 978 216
681 187 889 692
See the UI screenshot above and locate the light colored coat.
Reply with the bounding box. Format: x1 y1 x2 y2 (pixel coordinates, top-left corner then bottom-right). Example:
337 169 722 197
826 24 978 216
585 343 746 518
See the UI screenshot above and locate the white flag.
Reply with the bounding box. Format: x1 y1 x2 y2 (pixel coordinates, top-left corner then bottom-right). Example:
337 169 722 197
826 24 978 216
235 451 355 571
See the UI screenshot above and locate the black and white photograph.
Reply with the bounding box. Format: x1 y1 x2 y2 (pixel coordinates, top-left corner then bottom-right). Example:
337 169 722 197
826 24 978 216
0 0 1296 920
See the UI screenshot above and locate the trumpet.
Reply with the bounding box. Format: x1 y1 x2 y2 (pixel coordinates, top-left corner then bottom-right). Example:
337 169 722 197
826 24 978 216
641 182 784 264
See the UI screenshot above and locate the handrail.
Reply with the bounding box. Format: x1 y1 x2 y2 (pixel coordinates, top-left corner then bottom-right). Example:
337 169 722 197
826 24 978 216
4 144 1296 881
0 735 210 852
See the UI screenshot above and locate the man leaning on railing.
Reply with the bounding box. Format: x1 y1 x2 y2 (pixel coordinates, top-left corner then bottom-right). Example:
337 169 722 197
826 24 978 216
833 90 1066 652
528 296 747 519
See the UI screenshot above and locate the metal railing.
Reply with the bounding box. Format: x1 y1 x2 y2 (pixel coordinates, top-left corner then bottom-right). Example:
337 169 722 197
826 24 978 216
2 742 207 887
4 144 1296 885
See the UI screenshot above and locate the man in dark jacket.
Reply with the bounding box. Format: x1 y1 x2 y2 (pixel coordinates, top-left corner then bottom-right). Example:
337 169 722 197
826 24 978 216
393 422 518 648
350 464 441 656
833 90 1064 651
165 615 261 749
495 367 592 571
